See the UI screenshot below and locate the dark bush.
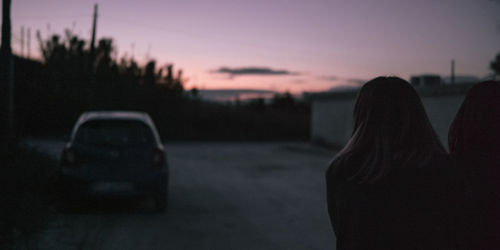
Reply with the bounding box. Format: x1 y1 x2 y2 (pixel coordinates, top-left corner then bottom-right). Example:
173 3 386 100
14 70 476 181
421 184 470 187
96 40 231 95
0 138 57 248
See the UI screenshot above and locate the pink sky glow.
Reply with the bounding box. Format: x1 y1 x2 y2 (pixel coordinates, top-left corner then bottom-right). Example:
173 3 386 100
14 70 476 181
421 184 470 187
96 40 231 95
6 0 500 94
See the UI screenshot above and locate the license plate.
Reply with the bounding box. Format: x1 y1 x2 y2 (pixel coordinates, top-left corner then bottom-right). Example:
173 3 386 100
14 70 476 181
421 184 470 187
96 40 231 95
91 182 135 193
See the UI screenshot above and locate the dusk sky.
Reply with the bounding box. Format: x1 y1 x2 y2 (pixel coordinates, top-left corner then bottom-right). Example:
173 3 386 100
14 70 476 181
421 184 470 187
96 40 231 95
7 0 500 94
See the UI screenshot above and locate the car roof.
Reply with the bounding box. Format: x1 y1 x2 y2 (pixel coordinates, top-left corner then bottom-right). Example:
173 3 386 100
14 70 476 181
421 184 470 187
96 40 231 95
77 111 152 122
71 111 162 145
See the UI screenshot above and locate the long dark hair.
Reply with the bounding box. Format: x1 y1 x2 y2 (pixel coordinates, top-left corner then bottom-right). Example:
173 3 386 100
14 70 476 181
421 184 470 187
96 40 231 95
449 80 500 162
330 76 446 183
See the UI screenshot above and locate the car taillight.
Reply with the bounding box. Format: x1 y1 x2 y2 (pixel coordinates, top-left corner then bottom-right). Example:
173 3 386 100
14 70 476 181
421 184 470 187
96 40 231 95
61 147 77 167
152 148 164 169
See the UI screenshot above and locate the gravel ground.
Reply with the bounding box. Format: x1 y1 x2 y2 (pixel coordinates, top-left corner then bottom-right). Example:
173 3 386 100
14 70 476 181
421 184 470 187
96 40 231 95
24 140 337 250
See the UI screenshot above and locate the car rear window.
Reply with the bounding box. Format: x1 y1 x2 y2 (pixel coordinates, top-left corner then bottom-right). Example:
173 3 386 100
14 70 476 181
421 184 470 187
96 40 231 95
74 119 155 146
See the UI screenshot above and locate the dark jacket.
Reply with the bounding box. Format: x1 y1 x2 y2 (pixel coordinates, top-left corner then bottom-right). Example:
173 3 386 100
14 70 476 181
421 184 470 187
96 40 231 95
326 153 463 250
460 157 500 250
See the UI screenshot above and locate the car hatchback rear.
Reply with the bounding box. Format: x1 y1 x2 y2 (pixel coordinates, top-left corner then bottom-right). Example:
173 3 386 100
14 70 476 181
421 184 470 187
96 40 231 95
59 111 168 211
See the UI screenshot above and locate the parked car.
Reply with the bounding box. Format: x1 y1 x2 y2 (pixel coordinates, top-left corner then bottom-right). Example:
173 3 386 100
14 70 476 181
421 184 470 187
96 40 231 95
59 111 168 211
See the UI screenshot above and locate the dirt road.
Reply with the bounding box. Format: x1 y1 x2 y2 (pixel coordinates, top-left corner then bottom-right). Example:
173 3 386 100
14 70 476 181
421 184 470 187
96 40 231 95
26 140 336 250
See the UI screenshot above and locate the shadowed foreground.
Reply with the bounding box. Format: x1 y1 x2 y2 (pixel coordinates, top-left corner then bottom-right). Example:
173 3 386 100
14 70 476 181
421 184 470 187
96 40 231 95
26 140 336 250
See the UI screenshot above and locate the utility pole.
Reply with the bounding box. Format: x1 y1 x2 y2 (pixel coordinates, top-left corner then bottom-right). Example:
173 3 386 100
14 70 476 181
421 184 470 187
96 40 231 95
88 3 98 108
27 27 31 59
1 0 14 134
451 59 455 85
21 26 24 57
89 4 98 65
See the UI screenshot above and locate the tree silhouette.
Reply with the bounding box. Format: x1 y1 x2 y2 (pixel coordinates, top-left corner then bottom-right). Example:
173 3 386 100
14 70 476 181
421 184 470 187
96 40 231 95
491 52 500 79
16 29 309 141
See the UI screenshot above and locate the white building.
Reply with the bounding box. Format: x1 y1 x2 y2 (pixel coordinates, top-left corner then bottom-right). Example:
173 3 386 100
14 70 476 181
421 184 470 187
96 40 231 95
308 84 475 149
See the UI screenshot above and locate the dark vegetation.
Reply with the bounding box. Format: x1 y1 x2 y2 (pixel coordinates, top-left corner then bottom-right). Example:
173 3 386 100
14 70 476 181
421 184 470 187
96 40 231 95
0 138 57 249
14 30 310 141
491 51 500 79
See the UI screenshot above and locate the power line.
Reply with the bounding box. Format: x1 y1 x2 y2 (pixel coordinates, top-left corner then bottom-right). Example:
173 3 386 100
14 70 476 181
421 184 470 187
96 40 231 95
12 15 89 20
11 13 346 63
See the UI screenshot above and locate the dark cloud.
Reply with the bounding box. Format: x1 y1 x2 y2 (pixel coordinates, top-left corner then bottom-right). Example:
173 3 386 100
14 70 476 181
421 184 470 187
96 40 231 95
345 78 366 85
213 67 298 77
197 89 276 102
319 75 366 85
326 77 366 92
319 75 338 81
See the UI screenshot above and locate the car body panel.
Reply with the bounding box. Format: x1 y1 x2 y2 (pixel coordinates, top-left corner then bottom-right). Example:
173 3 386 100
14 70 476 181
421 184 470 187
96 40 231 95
59 111 168 199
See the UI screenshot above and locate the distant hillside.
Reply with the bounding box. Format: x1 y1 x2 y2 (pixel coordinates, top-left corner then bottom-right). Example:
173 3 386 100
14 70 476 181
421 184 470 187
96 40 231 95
197 89 276 102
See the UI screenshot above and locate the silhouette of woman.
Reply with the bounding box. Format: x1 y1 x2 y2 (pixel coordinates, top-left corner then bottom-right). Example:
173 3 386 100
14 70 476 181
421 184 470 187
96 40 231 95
326 77 462 250
449 80 500 250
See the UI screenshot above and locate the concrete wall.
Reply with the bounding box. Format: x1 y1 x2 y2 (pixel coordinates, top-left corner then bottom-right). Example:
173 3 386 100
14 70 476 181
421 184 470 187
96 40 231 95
310 85 471 149
311 98 355 148
421 95 465 146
